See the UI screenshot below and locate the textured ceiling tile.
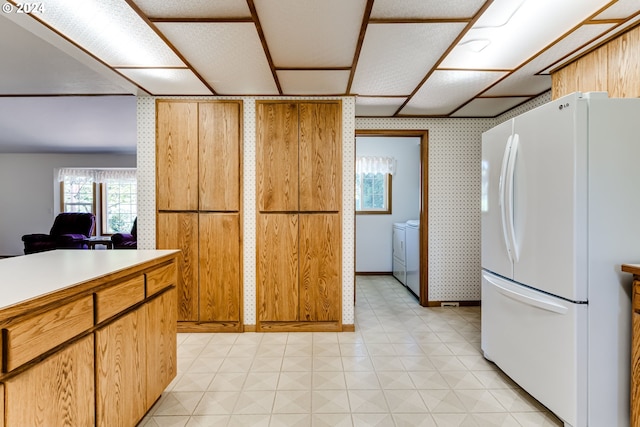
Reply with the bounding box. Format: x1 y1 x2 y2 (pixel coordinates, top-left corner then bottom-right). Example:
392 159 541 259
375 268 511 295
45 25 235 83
594 0 640 19
117 68 212 95
451 97 531 117
156 22 278 95
0 15 132 95
401 70 507 116
355 97 407 117
277 70 350 95
371 0 485 19
441 0 615 70
351 23 466 96
132 0 251 19
36 0 184 67
254 0 367 67
538 22 625 74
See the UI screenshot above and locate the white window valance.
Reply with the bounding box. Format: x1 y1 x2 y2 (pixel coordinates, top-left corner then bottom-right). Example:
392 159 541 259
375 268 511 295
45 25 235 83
355 156 395 175
58 168 136 182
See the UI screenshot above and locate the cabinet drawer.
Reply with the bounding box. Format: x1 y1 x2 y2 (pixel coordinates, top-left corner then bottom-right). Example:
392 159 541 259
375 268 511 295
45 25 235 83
95 276 145 324
3 295 93 372
146 263 176 297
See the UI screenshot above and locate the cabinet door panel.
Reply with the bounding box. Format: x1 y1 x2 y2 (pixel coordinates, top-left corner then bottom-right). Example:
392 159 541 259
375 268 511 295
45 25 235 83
257 214 299 321
257 102 299 212
199 102 241 211
157 101 199 211
96 309 146 427
299 214 341 321
146 288 177 405
4 335 95 427
199 213 241 322
299 102 341 212
157 212 199 321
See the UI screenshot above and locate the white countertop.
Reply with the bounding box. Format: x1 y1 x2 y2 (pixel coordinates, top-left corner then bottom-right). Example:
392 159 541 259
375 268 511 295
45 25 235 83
0 249 178 310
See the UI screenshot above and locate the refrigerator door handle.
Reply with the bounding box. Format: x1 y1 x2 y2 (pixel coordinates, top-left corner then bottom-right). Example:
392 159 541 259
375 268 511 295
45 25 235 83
505 134 520 262
483 272 568 315
499 135 514 262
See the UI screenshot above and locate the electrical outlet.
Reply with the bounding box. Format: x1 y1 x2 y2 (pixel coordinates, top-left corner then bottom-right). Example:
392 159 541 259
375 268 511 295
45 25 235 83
441 302 459 307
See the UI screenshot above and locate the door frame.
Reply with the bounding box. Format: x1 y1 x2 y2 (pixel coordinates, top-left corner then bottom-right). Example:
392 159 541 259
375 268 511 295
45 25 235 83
354 129 429 306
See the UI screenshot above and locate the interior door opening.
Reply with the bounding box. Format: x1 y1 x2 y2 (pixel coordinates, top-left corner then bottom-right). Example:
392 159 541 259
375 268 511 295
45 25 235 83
354 130 429 306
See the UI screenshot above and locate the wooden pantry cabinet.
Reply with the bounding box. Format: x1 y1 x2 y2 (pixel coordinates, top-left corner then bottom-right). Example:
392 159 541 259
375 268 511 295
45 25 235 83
256 101 342 332
156 100 243 332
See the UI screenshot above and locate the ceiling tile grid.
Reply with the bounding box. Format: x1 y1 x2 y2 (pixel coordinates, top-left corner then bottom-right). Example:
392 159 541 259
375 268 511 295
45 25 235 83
133 0 251 19
370 0 485 20
351 23 467 96
2 0 639 119
156 22 278 95
401 70 508 116
254 0 367 67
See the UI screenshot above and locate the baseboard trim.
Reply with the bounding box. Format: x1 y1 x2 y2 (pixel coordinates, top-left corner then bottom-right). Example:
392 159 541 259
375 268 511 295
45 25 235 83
425 300 481 307
355 271 392 276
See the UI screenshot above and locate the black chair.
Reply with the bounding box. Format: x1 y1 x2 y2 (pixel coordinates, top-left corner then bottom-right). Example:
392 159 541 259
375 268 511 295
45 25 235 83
111 218 137 249
22 212 96 254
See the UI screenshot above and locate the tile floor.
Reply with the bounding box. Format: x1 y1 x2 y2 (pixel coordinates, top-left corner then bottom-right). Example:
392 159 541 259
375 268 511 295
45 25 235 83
139 275 563 427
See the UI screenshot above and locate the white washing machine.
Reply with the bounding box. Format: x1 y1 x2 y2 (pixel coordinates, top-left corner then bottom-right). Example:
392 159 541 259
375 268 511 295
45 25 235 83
392 222 406 285
405 220 420 298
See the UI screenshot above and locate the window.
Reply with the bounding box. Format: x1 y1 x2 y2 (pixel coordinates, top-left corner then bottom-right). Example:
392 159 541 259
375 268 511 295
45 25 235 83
355 172 391 214
60 174 96 214
102 178 137 234
355 156 394 215
58 168 136 235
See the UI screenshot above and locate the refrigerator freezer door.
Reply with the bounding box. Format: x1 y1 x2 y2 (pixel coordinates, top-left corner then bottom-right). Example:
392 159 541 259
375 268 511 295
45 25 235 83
511 93 588 301
481 119 514 279
481 271 587 427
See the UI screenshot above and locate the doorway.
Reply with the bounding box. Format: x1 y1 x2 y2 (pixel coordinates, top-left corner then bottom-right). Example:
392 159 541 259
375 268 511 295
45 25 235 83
355 130 429 306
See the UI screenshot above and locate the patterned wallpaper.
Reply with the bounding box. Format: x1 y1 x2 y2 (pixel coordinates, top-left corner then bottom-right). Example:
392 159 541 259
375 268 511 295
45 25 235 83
137 92 551 322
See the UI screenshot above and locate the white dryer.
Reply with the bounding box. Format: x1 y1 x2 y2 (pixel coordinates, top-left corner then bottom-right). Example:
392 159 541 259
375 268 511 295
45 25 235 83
405 220 420 298
392 222 407 285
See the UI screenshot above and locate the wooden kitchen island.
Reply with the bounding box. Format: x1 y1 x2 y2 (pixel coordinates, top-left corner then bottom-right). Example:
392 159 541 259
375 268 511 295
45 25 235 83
0 249 179 427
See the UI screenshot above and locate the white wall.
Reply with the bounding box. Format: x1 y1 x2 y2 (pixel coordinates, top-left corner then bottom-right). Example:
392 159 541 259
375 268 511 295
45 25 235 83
355 136 420 272
0 153 136 256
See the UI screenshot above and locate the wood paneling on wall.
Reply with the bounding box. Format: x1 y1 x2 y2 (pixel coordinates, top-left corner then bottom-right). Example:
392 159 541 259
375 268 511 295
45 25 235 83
552 25 640 99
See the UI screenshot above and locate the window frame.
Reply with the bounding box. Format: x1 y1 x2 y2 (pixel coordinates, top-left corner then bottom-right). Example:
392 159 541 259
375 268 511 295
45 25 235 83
100 181 137 236
355 172 392 215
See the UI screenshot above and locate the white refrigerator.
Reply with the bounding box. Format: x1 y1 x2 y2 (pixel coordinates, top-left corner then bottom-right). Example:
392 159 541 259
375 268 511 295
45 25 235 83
481 92 640 427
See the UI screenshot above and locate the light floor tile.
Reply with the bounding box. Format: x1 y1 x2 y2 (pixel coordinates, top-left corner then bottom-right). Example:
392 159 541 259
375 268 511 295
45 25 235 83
311 390 350 413
142 276 564 426
269 413 312 427
277 371 312 390
347 389 389 413
272 390 312 413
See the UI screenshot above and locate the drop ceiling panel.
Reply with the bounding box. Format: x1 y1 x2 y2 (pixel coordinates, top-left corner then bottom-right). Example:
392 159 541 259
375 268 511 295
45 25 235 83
482 69 551 97
35 0 185 67
371 0 485 19
117 69 212 95
352 23 467 96
254 0 366 67
355 97 407 117
0 16 131 95
595 0 640 19
451 97 531 117
440 0 616 70
277 70 350 95
540 20 636 74
132 0 251 19
156 22 278 95
401 70 507 116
